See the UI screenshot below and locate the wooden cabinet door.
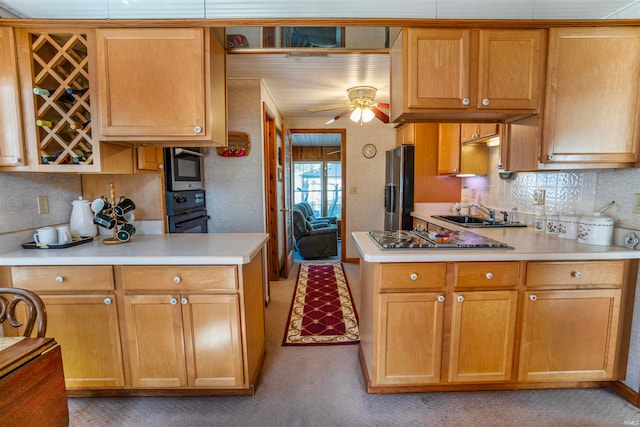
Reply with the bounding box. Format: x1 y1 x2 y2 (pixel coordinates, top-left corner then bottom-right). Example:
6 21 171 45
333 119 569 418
136 146 163 171
543 27 640 164
123 294 188 387
448 291 517 383
437 123 461 175
96 28 208 140
460 124 478 143
41 294 124 388
519 289 622 382
406 28 470 109
375 293 444 385
477 29 545 111
0 27 25 167
182 294 243 387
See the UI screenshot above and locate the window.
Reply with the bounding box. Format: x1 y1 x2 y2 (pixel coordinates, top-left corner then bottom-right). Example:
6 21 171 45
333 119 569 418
293 161 342 219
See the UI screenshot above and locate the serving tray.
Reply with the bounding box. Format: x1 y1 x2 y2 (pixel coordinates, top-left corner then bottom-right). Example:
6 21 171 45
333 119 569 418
21 236 94 250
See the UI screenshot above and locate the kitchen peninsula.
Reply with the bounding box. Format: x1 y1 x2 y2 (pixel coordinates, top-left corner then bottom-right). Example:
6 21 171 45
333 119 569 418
0 233 268 396
353 215 640 396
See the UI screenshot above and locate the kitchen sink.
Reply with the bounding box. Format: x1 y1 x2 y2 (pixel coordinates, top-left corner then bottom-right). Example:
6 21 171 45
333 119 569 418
432 215 526 228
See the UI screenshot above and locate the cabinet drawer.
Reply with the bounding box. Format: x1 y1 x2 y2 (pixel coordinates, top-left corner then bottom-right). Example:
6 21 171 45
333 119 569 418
455 262 519 288
526 261 625 288
379 263 446 291
121 266 237 291
11 266 114 292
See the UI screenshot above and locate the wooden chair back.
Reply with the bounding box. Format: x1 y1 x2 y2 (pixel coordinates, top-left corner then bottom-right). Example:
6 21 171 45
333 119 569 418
0 288 47 337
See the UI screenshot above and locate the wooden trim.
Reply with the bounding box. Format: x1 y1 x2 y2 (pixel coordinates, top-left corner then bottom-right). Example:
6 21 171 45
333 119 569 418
263 102 279 281
3 18 640 29
610 381 640 407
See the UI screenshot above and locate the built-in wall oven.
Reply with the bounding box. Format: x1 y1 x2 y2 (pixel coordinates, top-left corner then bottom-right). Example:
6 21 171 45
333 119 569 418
164 147 204 191
166 190 208 233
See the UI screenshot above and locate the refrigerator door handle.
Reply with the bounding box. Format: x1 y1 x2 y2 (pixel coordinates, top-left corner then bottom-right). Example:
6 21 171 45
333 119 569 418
385 184 396 213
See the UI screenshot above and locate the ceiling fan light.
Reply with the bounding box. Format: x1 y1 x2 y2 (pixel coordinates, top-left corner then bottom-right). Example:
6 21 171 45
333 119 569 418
361 107 375 123
350 108 362 123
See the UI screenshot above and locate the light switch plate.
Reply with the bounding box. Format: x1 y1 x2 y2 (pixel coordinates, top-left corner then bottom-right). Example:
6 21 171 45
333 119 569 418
633 193 640 214
533 189 545 205
37 195 49 214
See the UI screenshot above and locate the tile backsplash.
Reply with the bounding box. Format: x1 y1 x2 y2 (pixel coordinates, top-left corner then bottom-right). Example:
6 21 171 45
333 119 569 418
463 147 640 230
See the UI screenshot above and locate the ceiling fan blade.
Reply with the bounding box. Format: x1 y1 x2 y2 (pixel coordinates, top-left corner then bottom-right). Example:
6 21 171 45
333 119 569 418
306 103 351 113
374 102 390 109
371 107 389 123
325 108 353 124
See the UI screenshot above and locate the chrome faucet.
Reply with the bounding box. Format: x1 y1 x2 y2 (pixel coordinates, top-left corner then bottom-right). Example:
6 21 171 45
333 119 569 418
470 204 495 219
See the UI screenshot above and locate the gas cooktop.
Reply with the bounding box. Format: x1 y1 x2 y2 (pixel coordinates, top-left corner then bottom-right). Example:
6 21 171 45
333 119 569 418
368 227 511 250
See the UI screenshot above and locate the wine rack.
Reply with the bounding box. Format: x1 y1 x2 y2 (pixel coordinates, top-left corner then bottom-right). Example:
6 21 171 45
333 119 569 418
25 31 93 166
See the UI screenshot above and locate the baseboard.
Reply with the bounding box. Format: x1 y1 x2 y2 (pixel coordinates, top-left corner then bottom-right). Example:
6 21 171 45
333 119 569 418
344 257 360 264
610 381 639 407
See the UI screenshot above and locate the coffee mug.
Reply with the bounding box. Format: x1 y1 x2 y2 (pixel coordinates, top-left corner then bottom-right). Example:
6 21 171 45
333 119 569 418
116 223 136 242
34 226 57 245
123 211 135 223
91 196 111 213
94 211 116 229
56 225 72 244
114 198 135 218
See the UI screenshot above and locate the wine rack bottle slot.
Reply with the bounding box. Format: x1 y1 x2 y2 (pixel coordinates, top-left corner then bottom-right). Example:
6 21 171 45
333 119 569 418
66 87 88 95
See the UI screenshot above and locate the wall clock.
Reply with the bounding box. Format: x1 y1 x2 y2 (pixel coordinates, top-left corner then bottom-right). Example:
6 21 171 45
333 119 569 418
362 143 377 159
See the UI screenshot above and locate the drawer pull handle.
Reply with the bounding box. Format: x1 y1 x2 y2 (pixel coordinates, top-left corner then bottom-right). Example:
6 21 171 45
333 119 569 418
55 276 63 283
437 295 445 302
181 297 188 305
173 276 182 284
572 271 582 279
104 298 112 305
530 295 537 301
170 298 178 305
410 273 418 281
485 272 494 280
457 295 464 303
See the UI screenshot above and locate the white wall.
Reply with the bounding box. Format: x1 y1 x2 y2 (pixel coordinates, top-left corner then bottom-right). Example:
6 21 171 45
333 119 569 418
284 117 396 259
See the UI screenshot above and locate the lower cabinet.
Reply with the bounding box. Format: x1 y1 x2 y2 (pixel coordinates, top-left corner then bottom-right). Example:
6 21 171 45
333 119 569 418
123 293 243 388
519 289 622 382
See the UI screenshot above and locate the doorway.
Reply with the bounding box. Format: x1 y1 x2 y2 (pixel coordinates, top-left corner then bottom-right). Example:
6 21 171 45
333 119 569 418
290 129 346 261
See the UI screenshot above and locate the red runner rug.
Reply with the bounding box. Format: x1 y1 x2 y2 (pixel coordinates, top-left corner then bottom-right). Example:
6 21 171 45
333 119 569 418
283 263 359 346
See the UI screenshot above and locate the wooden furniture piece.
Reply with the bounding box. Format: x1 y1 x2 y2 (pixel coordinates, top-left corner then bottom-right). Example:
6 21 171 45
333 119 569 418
542 27 640 167
0 337 68 426
0 287 47 337
391 28 546 123
95 28 227 145
11 265 126 389
437 123 489 176
358 258 637 393
0 27 25 168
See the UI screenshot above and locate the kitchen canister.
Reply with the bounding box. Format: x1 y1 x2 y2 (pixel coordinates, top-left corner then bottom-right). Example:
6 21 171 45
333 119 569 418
577 214 614 245
545 212 559 235
558 215 580 239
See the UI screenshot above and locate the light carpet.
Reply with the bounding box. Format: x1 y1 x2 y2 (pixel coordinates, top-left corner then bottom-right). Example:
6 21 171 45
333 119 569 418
283 263 359 346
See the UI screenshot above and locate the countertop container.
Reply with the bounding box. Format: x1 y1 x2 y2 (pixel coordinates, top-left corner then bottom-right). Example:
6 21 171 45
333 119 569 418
558 215 580 239
578 215 614 245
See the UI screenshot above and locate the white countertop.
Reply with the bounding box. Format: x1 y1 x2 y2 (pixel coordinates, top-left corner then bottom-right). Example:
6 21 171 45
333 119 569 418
353 212 640 263
0 233 269 266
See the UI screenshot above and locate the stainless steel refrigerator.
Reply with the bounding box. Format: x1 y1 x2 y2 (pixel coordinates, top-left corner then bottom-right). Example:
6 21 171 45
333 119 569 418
384 144 415 231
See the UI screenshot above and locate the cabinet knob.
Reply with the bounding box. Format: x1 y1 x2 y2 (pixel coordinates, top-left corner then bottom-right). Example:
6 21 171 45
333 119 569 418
547 154 555 161
410 273 418 281
482 98 490 106
485 272 494 280
55 276 63 283
462 98 470 106
170 298 178 305
530 295 537 301
104 297 112 305
572 271 583 279
437 295 445 302
457 295 464 303
181 297 188 305
194 126 202 134
8 156 19 164
173 276 182 284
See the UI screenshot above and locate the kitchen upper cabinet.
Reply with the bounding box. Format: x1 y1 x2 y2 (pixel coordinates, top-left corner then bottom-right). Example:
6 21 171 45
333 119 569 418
499 115 541 172
391 28 546 123
136 146 164 172
461 123 498 143
0 27 25 167
96 28 227 145
542 27 640 166
438 123 488 176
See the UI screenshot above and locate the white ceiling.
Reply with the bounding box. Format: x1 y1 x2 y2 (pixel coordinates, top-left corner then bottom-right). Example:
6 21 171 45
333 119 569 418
2 1 639 123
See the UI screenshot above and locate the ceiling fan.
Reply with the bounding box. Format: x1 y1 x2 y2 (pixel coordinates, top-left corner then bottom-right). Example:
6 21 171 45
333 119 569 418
306 86 390 125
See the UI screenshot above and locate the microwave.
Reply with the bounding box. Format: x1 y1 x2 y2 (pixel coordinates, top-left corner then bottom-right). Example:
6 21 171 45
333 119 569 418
164 147 204 191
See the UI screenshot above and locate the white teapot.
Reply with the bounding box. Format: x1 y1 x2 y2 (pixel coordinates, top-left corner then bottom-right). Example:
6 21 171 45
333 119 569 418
70 197 97 237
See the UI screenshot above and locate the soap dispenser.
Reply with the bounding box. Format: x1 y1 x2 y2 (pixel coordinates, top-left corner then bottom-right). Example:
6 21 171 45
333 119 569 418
70 197 97 237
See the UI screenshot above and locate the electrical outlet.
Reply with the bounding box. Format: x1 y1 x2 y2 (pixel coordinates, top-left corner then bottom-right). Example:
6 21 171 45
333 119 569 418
37 195 49 214
533 189 545 205
349 186 358 195
634 193 640 214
